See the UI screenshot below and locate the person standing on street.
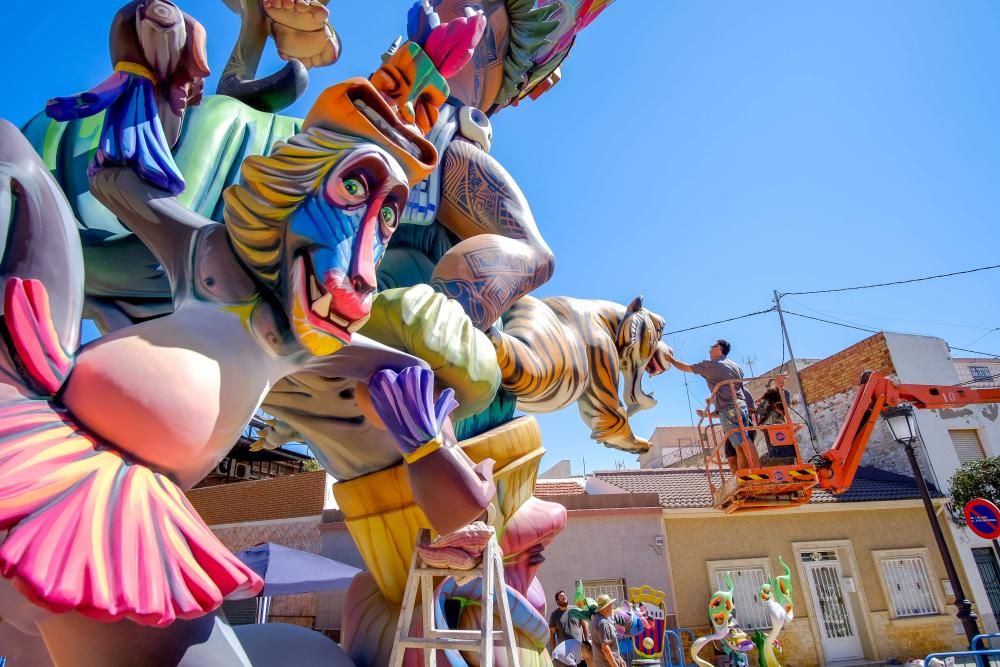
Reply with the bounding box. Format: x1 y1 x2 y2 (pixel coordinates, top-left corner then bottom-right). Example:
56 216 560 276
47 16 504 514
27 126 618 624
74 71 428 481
589 594 625 667
550 589 587 651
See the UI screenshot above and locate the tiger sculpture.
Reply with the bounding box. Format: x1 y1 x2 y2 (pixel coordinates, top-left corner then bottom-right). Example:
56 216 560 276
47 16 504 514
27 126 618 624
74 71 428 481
490 295 671 453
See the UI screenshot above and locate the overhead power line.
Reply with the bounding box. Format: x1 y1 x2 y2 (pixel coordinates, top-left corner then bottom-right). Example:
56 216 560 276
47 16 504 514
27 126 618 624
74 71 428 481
781 263 1000 296
782 309 880 334
948 345 1000 359
664 307 775 336
783 309 1000 359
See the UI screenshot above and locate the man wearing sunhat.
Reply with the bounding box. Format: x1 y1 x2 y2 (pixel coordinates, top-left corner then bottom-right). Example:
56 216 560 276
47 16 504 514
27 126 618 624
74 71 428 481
590 594 626 667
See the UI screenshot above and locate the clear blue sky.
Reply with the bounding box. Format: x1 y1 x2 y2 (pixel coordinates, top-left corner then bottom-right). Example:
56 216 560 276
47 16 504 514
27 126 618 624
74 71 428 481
3 1 999 474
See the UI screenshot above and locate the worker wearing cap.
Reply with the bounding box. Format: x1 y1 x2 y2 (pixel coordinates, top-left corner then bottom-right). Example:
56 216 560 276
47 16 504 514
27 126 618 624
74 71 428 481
589 594 626 667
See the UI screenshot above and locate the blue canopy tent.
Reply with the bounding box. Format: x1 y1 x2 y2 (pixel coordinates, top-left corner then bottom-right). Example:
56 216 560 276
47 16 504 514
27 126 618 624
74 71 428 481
234 543 362 623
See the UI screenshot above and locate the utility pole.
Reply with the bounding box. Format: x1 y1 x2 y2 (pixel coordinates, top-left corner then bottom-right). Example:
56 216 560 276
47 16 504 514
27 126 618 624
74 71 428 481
773 290 819 446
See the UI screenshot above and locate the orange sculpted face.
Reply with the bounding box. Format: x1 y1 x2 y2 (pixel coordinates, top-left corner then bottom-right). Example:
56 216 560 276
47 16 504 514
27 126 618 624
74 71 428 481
370 43 449 135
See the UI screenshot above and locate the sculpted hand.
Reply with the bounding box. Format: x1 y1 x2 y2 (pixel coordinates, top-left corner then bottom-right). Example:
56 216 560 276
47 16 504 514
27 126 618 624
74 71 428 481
263 0 341 69
368 366 495 535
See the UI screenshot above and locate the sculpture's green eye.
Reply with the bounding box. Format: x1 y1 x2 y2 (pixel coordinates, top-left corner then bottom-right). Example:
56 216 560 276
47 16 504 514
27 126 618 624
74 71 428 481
343 178 366 199
380 206 397 230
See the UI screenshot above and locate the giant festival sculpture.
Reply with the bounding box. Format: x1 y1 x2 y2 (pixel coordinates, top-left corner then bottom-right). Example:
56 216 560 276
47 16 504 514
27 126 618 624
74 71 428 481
0 1 653 665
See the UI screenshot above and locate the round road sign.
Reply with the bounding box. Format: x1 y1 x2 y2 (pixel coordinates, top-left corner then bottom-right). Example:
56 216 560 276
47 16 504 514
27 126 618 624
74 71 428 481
964 498 1000 540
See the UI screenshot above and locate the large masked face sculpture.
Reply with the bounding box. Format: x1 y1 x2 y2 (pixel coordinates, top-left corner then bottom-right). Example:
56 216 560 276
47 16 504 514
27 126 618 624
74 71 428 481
283 143 408 351
224 78 441 355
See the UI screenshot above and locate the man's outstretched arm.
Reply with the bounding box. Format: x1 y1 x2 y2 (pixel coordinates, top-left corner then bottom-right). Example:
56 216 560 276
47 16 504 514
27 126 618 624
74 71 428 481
666 352 695 374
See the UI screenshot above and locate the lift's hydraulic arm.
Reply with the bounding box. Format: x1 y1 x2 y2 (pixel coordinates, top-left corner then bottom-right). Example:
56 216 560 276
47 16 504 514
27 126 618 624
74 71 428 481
815 371 1000 494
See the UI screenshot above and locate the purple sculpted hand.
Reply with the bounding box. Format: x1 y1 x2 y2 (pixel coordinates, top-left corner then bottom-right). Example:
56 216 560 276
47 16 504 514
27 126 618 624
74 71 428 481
368 366 495 535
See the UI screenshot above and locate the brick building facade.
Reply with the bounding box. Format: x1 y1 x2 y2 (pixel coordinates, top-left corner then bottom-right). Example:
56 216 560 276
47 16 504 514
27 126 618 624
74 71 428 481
750 332 1000 634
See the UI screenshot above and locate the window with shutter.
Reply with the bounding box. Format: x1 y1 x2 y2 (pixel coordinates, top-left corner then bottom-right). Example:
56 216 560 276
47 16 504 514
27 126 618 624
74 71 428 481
877 556 938 617
949 429 986 464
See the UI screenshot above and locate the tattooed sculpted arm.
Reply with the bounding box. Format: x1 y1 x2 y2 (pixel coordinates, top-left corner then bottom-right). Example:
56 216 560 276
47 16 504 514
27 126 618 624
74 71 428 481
432 139 554 329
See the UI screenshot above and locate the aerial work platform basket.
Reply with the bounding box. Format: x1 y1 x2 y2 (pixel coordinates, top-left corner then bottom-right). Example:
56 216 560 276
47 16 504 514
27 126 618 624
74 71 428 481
699 376 819 513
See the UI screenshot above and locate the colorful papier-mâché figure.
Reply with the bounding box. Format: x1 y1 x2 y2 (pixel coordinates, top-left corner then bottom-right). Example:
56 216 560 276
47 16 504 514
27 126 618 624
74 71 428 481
490 294 671 452
0 7 487 629
403 0 618 331
753 556 795 667
218 0 342 112
46 0 210 194
691 574 755 667
23 1 618 336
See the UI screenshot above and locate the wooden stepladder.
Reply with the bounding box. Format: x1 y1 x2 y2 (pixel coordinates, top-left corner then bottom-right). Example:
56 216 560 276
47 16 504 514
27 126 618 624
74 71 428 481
389 528 520 667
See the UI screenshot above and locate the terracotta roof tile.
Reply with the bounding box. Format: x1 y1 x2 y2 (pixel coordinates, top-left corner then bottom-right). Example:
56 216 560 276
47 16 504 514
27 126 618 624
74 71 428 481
534 480 586 497
593 465 930 509
186 471 327 525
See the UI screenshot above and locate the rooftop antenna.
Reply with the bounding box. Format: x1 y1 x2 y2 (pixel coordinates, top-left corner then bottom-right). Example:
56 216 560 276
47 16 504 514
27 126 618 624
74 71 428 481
743 354 757 377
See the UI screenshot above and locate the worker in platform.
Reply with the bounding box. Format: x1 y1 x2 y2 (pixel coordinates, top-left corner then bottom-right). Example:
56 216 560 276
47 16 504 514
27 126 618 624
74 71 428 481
666 340 755 474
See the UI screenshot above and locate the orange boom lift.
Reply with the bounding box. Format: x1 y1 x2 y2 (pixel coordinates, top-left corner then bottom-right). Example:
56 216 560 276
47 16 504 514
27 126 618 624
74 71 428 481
701 371 1000 513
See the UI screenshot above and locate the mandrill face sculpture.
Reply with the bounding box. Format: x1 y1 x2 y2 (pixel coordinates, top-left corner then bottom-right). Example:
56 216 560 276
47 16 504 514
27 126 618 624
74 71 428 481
284 146 408 350
223 80 438 356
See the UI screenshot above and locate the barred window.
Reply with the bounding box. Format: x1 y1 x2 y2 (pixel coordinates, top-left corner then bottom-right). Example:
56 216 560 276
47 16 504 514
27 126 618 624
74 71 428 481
582 578 627 604
877 553 939 618
707 560 771 630
970 365 993 382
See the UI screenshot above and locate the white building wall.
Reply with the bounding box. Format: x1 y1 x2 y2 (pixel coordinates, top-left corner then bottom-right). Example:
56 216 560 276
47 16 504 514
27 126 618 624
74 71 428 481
884 332 1000 633
535 510 675 622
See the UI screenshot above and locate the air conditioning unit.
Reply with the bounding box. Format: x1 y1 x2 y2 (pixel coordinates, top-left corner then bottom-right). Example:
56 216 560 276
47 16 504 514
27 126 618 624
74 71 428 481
235 463 252 479
215 458 231 476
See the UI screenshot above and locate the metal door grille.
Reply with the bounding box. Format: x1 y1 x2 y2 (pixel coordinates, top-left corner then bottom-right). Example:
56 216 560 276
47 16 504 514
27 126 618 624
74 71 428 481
879 557 938 617
973 548 1000 618
809 565 855 638
714 568 770 630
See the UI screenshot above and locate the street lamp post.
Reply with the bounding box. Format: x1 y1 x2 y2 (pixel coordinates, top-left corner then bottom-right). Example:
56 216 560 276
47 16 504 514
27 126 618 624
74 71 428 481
882 405 980 645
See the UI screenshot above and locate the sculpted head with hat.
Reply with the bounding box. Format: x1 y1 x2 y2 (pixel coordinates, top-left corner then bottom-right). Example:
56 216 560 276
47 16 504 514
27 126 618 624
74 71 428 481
223 4 485 356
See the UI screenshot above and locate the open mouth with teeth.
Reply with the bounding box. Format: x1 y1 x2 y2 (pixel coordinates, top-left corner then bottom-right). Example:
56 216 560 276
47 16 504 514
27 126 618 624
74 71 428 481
291 253 369 345
645 342 670 376
345 82 436 166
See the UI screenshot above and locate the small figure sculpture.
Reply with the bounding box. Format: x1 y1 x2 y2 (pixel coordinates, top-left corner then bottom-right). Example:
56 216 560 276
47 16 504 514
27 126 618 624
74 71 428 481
566 582 654 643
45 0 210 193
752 556 795 667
